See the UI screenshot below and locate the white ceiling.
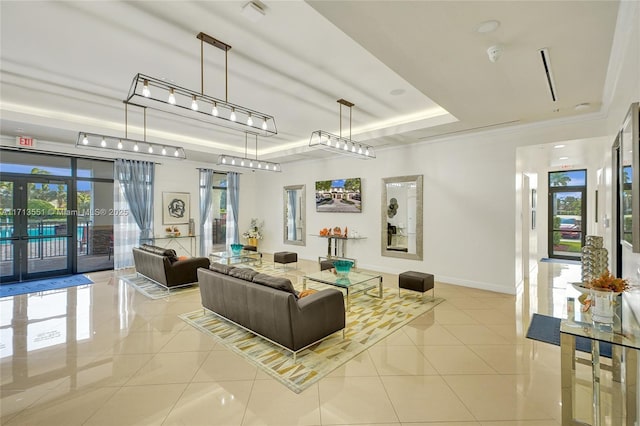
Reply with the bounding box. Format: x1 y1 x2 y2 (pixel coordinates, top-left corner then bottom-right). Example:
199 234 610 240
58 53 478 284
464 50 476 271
0 1 620 166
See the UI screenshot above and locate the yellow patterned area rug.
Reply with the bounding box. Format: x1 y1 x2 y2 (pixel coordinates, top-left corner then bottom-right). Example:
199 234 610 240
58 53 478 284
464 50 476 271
179 287 443 393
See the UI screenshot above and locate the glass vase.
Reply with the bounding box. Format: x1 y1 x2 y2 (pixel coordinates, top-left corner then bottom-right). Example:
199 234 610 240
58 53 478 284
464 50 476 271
581 235 608 283
590 288 616 325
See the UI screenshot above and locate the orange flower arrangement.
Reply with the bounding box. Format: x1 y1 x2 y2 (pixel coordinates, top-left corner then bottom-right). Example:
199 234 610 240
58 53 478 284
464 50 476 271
588 270 629 293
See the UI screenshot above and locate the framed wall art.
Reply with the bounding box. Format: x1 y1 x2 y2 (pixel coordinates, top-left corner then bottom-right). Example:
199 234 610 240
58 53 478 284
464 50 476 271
163 192 190 225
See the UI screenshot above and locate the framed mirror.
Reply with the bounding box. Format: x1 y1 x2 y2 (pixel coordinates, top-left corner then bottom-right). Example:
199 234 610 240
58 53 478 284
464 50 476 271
283 184 305 246
620 102 639 252
381 175 423 260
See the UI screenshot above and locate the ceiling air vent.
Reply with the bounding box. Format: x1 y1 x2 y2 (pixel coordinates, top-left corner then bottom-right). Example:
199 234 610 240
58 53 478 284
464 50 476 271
538 48 558 102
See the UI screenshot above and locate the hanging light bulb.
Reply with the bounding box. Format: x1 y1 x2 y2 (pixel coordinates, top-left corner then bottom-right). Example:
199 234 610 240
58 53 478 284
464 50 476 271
100 138 106 147
174 149 179 157
168 88 176 105
326 136 331 146
148 145 154 153
358 146 363 154
161 146 167 156
212 102 218 116
133 143 139 152
335 140 340 148
365 148 369 156
82 134 89 145
343 142 349 151
221 156 227 164
231 158 236 165
258 163 262 169
249 161 254 168
230 108 237 122
351 145 356 153
262 118 268 130
117 140 123 150
191 95 198 111
247 113 253 127
142 80 150 97
241 159 245 166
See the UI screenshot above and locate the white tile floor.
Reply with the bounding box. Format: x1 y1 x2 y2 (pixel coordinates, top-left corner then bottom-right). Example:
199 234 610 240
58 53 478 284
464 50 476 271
0 257 620 425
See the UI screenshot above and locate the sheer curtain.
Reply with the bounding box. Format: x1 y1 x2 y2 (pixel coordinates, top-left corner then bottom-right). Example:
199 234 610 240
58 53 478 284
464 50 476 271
113 181 139 269
114 159 154 268
288 190 297 240
199 169 214 256
226 172 240 245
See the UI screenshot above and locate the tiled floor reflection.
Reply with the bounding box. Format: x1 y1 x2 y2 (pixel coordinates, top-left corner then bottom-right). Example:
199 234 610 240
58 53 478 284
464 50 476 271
0 258 617 425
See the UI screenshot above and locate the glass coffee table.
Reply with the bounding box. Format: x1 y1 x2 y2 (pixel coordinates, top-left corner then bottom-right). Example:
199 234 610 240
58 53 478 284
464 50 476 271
210 250 262 266
302 270 383 311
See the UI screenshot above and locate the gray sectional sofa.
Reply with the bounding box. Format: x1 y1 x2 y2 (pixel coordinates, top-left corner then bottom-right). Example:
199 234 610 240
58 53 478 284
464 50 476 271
197 263 346 360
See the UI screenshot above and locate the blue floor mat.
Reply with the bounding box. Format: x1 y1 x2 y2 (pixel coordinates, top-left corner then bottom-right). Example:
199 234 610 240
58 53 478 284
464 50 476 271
0 275 94 298
526 313 611 358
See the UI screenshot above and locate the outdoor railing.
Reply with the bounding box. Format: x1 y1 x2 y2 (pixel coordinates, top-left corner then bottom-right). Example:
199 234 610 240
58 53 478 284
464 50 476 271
0 220 91 261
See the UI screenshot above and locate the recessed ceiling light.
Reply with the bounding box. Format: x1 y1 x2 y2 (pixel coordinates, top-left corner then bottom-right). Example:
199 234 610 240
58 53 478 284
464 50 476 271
559 156 569 160
476 20 500 33
390 89 405 96
554 144 565 149
575 103 590 111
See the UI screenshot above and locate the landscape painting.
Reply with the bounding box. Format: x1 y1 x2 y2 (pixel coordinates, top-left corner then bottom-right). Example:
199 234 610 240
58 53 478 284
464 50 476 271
315 178 362 213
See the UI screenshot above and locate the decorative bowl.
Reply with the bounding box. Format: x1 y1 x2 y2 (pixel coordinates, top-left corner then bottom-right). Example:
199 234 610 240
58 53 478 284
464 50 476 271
333 260 354 276
230 243 243 255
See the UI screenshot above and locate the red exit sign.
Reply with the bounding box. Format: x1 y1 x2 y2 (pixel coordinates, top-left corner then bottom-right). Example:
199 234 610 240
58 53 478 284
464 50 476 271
16 136 36 147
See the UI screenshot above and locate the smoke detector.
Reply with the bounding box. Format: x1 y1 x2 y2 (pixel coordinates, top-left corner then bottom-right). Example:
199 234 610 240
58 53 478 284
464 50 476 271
487 45 503 63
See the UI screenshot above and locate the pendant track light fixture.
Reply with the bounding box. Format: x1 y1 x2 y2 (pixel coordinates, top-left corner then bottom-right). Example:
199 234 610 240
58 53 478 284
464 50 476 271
76 104 186 159
309 99 375 159
217 133 281 172
125 32 277 137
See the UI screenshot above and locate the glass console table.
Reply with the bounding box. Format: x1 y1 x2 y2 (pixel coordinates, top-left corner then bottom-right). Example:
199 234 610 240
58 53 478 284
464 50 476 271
560 294 640 425
311 234 366 264
152 235 197 257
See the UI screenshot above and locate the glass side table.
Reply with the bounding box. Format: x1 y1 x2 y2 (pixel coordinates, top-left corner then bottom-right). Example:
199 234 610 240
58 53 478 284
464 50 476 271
560 294 640 425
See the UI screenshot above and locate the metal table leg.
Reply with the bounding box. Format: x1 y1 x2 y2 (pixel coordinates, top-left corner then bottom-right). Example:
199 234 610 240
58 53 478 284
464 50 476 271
561 332 576 424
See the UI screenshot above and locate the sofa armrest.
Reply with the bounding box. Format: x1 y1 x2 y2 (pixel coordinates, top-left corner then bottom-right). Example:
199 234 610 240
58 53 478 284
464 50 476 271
290 289 345 350
165 257 211 286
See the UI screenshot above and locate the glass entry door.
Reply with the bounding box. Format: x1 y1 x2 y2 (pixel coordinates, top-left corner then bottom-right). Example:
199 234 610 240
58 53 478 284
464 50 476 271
548 170 587 260
0 177 73 282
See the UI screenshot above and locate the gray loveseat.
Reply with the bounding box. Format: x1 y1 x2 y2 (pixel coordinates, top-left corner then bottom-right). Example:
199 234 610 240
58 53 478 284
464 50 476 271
132 244 210 289
197 263 345 360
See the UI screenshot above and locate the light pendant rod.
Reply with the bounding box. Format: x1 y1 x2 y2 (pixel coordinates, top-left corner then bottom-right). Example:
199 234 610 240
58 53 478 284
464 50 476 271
76 132 186 159
309 130 375 159
125 32 276 137
126 73 276 137
308 98 374 159
217 154 281 172
217 133 281 172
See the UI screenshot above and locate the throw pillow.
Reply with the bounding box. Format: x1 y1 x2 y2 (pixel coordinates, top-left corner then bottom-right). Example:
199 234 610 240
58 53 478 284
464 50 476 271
252 273 296 295
298 289 318 298
229 267 260 281
210 262 236 275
